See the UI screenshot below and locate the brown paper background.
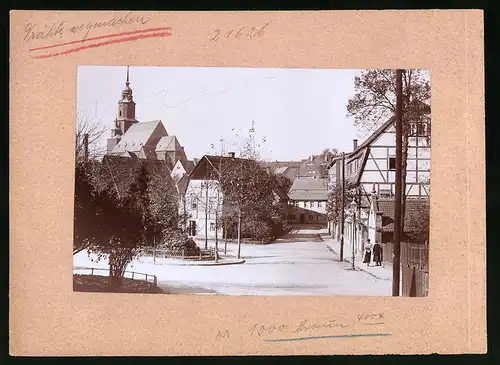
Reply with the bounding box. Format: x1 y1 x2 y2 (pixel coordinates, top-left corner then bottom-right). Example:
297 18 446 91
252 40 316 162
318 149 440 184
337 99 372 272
9 10 486 356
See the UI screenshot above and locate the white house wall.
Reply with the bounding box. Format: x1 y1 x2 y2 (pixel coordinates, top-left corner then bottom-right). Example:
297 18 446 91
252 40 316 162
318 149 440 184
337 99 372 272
292 201 327 215
355 126 431 197
184 179 224 239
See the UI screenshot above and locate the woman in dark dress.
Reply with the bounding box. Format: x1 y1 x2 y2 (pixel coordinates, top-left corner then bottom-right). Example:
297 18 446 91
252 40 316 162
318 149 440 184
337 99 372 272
363 239 373 266
372 241 383 266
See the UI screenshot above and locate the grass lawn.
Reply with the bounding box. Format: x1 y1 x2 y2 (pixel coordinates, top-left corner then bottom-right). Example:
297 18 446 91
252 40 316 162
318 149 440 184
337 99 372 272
73 274 166 294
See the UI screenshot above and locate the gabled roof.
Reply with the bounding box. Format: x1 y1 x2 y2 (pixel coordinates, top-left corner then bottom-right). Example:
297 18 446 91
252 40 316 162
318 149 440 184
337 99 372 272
288 177 329 201
155 135 183 152
184 160 195 173
350 117 395 158
176 174 190 196
274 166 289 175
111 120 168 154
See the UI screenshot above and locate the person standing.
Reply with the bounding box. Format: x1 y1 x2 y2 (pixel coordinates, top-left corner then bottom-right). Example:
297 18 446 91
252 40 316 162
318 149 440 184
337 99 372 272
363 239 373 267
372 241 383 266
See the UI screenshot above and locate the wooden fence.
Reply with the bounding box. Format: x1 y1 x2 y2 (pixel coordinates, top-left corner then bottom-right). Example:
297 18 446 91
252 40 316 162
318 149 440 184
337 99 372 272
73 267 158 286
382 241 429 297
139 247 217 261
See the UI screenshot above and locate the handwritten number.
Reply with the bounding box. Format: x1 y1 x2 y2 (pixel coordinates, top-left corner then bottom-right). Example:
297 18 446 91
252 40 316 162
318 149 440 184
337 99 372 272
210 29 221 42
210 23 269 41
235 26 245 38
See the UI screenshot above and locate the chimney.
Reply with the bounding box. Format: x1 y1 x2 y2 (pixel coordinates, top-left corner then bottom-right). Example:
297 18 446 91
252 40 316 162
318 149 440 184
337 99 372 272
193 158 199 165
353 139 358 151
83 133 89 161
228 152 235 158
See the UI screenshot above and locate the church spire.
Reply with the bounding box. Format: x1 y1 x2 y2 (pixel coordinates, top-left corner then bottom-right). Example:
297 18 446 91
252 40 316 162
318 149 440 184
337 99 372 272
126 66 130 87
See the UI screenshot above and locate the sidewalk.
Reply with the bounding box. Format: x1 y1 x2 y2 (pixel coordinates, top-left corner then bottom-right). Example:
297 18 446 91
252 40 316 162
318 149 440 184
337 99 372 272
324 238 392 281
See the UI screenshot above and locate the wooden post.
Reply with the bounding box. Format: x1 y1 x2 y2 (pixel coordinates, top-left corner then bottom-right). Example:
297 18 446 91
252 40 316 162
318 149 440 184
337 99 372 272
224 226 227 254
91 268 94 275
237 208 242 259
393 69 403 297
131 272 134 280
145 273 148 282
182 248 185 259
340 152 345 261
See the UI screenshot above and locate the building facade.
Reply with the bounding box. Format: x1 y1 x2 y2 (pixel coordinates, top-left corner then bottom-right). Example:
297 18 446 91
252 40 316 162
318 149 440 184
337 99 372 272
328 111 431 254
287 177 329 226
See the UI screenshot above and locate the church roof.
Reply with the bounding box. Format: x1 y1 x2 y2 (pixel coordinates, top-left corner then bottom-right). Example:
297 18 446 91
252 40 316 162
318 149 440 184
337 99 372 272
155 135 183 152
112 120 168 154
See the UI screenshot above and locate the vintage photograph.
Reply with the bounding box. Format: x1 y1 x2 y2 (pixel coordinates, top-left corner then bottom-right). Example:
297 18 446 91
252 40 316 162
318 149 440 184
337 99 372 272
73 66 431 296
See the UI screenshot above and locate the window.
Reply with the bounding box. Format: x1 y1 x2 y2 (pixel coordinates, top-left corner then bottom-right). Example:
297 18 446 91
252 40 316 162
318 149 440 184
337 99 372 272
119 110 122 117
191 201 197 209
389 157 396 170
210 223 216 231
303 201 307 208
318 201 322 208
310 201 315 208
309 215 314 221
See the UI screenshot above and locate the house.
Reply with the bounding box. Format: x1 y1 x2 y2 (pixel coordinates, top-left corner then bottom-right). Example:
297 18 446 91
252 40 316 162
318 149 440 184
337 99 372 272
367 187 430 243
297 154 331 179
328 112 431 200
263 161 302 185
328 108 431 253
105 66 192 172
287 177 329 226
180 153 289 239
171 159 195 182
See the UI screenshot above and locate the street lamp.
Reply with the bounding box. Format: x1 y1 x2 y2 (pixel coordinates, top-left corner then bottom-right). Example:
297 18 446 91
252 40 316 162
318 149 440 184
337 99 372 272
350 198 358 270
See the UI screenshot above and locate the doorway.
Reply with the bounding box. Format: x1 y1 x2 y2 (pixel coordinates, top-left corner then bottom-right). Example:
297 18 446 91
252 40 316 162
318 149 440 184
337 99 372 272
188 221 197 236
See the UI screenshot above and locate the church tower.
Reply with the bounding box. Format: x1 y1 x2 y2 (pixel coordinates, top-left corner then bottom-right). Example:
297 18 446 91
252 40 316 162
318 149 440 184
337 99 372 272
107 66 138 153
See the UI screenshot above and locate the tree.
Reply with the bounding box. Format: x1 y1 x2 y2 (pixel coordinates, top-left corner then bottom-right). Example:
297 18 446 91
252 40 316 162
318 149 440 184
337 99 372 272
210 122 287 257
346 69 431 234
79 156 180 288
147 160 180 248
75 111 107 161
326 178 358 226
318 148 339 178
73 161 99 255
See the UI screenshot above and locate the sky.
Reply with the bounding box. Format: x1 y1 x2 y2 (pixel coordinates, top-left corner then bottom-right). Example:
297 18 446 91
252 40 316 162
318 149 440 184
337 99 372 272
76 66 364 161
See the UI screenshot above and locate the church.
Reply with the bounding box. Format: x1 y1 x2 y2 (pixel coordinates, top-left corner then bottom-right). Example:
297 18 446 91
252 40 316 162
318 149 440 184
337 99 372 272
105 66 194 181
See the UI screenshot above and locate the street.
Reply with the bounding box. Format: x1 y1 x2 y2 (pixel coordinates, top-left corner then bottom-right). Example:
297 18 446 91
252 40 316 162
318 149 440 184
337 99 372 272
74 236 392 296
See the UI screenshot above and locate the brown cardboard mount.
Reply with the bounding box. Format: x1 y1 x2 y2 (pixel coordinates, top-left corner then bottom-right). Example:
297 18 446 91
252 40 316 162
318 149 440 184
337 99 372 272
9 10 486 356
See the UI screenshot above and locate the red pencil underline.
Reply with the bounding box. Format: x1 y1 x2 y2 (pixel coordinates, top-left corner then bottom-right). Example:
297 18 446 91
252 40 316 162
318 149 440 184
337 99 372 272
32 31 172 59
29 26 172 52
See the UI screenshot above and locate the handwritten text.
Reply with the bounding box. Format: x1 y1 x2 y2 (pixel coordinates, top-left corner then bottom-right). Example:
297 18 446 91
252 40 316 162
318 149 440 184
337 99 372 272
24 12 151 43
210 22 270 42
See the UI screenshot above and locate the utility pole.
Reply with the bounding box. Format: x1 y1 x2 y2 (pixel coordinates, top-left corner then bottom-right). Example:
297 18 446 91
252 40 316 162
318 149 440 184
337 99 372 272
340 152 345 261
393 69 403 296
83 133 89 162
205 183 209 249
